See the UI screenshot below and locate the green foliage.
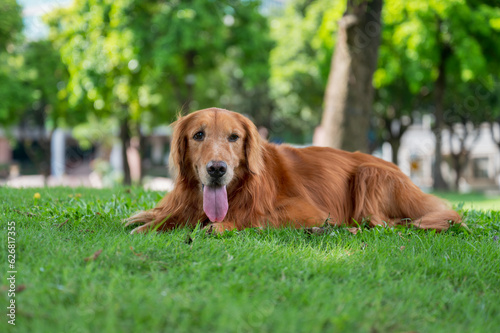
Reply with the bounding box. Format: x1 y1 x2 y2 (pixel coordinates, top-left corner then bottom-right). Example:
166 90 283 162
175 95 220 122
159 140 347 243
0 0 26 124
46 0 274 132
269 0 500 143
21 41 69 128
0 52 30 123
0 0 22 50
374 0 500 124
269 0 343 141
1 187 499 332
43 0 274 183
47 0 149 125
0 12 64 127
3 0 499 151
0 40 68 177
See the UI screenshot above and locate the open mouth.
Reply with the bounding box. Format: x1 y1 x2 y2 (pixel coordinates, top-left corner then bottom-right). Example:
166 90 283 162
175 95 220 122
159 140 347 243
202 184 228 222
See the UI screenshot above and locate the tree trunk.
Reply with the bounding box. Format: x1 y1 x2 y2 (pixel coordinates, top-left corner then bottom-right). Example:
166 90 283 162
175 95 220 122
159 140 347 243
120 118 132 186
389 138 400 166
452 155 462 191
319 0 383 152
183 50 197 115
432 40 450 191
137 123 145 185
385 116 410 167
449 123 479 191
451 150 471 192
491 121 500 150
21 104 52 185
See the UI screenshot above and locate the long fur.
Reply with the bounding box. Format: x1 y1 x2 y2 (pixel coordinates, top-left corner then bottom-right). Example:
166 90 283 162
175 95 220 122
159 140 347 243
126 108 461 233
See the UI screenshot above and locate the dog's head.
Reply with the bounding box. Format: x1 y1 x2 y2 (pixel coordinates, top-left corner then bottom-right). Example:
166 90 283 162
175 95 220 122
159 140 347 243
169 108 264 222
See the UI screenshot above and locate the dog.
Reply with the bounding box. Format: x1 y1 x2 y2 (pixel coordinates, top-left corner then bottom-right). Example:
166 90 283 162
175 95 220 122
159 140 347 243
126 107 461 234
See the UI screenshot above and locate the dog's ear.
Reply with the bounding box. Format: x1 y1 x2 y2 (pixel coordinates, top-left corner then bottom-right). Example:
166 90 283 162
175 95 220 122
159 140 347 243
169 115 188 180
242 116 264 175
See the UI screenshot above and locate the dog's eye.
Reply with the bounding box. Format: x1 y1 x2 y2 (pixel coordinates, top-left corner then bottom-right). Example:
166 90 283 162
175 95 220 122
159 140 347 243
193 131 205 141
228 134 239 142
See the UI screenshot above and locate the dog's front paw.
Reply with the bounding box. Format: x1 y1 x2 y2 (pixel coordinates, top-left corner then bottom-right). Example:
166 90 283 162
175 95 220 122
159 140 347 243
130 223 154 234
203 223 224 235
203 222 236 235
124 210 160 234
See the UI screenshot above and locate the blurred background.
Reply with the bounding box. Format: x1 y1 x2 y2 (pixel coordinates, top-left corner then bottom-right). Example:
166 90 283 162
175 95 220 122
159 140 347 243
1 0 500 194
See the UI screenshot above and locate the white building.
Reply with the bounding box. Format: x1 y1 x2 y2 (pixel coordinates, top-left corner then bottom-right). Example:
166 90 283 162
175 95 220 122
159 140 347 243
397 116 500 192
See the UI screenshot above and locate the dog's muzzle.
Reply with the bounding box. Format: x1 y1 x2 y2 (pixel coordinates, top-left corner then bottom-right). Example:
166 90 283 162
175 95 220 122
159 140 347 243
206 160 227 179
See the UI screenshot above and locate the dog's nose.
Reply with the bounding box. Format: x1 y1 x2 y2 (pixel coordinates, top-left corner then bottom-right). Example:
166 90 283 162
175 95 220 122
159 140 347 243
206 160 227 178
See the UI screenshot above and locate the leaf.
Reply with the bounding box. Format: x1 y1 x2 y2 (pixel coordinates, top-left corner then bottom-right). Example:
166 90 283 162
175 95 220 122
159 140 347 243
129 246 143 257
84 249 103 262
304 227 326 235
12 209 38 217
348 227 360 235
57 219 69 228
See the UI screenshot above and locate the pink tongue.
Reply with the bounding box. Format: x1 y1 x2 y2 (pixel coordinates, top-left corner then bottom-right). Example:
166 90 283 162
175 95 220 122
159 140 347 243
203 185 228 222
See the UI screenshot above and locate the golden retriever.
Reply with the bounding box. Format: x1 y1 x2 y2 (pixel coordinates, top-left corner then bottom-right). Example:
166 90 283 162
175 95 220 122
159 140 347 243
126 107 461 234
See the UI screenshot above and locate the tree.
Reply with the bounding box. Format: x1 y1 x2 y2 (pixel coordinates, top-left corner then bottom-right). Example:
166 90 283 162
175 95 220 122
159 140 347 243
0 0 22 50
0 2 67 181
47 0 159 185
443 93 481 191
47 0 273 184
372 0 439 162
16 41 68 179
269 0 345 142
372 0 500 190
444 74 500 190
223 3 275 129
430 1 500 190
0 0 27 124
487 79 500 152
318 0 383 152
372 81 420 163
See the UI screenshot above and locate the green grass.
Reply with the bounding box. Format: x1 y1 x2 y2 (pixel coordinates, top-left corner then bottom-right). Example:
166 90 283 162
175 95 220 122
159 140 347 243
434 191 500 211
1 187 499 333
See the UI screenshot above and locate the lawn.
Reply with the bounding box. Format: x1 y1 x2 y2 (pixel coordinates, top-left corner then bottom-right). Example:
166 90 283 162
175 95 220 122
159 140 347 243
1 187 499 333
434 191 500 211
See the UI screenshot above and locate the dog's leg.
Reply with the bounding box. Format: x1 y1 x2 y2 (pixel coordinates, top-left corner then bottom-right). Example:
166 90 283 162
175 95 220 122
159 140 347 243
125 185 205 234
351 163 462 231
410 209 462 231
278 200 329 228
129 222 155 234
204 221 237 234
125 208 178 234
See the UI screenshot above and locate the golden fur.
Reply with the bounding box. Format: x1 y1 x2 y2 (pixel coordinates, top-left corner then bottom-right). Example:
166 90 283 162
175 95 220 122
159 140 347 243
126 108 461 233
